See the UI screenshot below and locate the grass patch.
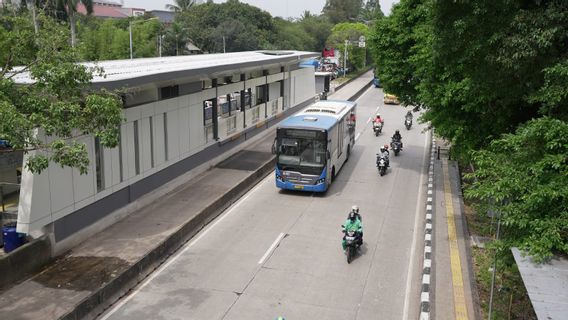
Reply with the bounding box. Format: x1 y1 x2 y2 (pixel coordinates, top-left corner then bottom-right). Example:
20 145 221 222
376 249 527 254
463 188 536 319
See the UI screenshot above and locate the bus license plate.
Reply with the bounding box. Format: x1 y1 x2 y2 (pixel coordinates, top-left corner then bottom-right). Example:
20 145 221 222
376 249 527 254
294 185 304 190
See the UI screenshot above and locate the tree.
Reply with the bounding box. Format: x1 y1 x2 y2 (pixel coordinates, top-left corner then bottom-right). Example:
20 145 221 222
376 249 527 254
0 14 123 174
358 0 384 23
466 118 568 262
176 0 274 53
166 0 196 13
269 17 314 51
423 0 568 156
327 22 369 72
323 0 363 24
368 0 430 107
298 12 333 52
54 0 93 47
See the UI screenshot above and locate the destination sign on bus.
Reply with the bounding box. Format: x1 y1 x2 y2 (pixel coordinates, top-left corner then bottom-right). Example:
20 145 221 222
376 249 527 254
282 129 325 139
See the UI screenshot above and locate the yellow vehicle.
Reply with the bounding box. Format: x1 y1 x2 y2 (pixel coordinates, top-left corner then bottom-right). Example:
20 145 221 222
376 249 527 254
383 93 400 105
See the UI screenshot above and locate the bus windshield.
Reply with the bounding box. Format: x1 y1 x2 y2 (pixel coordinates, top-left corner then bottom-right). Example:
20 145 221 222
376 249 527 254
277 129 327 174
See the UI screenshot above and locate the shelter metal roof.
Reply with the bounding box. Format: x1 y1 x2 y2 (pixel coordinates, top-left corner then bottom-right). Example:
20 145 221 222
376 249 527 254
511 248 568 320
12 50 319 89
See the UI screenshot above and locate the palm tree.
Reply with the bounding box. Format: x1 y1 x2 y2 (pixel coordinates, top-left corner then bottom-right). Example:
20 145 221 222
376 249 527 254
56 0 93 47
165 0 196 13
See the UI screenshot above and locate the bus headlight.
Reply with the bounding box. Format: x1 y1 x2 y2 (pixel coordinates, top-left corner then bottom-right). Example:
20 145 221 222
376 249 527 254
276 174 285 182
316 178 325 185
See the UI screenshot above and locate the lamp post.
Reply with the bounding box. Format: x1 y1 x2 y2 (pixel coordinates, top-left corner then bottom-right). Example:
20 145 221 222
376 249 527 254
129 17 159 60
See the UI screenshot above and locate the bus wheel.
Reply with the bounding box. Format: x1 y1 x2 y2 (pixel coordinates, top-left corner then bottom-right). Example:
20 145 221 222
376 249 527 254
331 167 336 181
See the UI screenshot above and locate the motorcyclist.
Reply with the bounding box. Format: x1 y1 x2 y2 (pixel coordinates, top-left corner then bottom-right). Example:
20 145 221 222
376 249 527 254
374 113 384 125
405 111 413 121
378 144 390 167
392 130 403 149
342 209 363 250
348 205 362 222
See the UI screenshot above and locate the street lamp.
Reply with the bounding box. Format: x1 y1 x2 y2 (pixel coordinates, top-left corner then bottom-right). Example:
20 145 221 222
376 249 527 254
129 17 159 60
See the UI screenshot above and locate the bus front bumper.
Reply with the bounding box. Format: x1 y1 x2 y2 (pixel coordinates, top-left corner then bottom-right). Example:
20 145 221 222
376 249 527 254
276 179 327 192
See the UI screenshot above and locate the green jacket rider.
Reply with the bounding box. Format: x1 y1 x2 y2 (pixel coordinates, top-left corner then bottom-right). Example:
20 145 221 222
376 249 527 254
342 210 363 250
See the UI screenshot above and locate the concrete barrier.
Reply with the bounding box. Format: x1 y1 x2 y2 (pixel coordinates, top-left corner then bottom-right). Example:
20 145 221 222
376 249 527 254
0 236 51 290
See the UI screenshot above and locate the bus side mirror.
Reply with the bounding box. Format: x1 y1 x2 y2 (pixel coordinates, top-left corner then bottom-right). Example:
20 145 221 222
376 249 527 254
271 138 277 155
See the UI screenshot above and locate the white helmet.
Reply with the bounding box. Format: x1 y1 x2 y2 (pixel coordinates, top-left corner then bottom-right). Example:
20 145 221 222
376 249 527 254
376 113 381 118
351 205 359 213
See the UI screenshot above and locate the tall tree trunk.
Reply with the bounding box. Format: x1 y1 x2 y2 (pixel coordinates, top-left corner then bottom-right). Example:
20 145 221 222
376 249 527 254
70 12 77 47
26 0 39 34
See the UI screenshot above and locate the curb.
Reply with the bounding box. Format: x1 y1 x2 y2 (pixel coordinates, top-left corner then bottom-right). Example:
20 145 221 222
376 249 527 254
420 131 436 320
60 74 374 320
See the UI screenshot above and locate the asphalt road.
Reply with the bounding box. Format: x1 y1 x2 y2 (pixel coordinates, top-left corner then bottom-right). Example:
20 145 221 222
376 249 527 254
99 87 430 320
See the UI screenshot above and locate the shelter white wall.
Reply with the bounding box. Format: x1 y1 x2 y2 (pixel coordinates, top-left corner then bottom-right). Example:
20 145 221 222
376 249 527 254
17 65 316 236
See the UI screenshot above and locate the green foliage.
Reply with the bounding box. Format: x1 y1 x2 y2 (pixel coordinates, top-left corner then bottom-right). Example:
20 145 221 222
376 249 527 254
0 14 123 174
269 18 314 51
323 0 363 24
368 0 430 107
327 22 369 71
297 12 333 52
77 17 159 60
466 118 568 262
166 0 196 13
177 0 274 53
359 0 384 22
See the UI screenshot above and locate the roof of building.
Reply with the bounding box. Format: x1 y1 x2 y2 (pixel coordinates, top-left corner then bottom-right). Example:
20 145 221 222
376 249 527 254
512 248 568 320
149 10 175 24
12 50 319 89
77 3 129 18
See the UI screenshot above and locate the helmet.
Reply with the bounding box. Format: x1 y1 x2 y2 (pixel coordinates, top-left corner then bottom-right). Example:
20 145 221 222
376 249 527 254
376 113 381 118
275 317 286 320
348 211 357 221
380 146 385 153
351 205 359 214
384 144 389 150
395 130 400 135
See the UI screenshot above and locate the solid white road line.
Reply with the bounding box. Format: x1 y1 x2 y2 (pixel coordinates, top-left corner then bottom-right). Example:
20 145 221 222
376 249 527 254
355 132 361 142
100 175 272 320
401 129 431 320
258 232 286 265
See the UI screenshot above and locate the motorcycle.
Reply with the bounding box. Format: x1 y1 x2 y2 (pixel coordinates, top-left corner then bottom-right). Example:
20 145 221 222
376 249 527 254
405 118 412 130
391 140 402 156
372 121 383 136
342 225 361 264
376 154 387 176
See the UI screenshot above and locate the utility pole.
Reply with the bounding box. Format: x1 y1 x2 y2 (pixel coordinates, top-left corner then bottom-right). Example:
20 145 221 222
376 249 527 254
223 36 226 53
129 21 133 59
344 39 348 77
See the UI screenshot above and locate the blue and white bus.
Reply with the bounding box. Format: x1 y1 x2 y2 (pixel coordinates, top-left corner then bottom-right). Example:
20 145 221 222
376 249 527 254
273 100 357 192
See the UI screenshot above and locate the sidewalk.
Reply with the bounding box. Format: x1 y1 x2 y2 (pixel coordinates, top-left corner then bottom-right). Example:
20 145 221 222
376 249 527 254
431 139 480 320
0 71 372 320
